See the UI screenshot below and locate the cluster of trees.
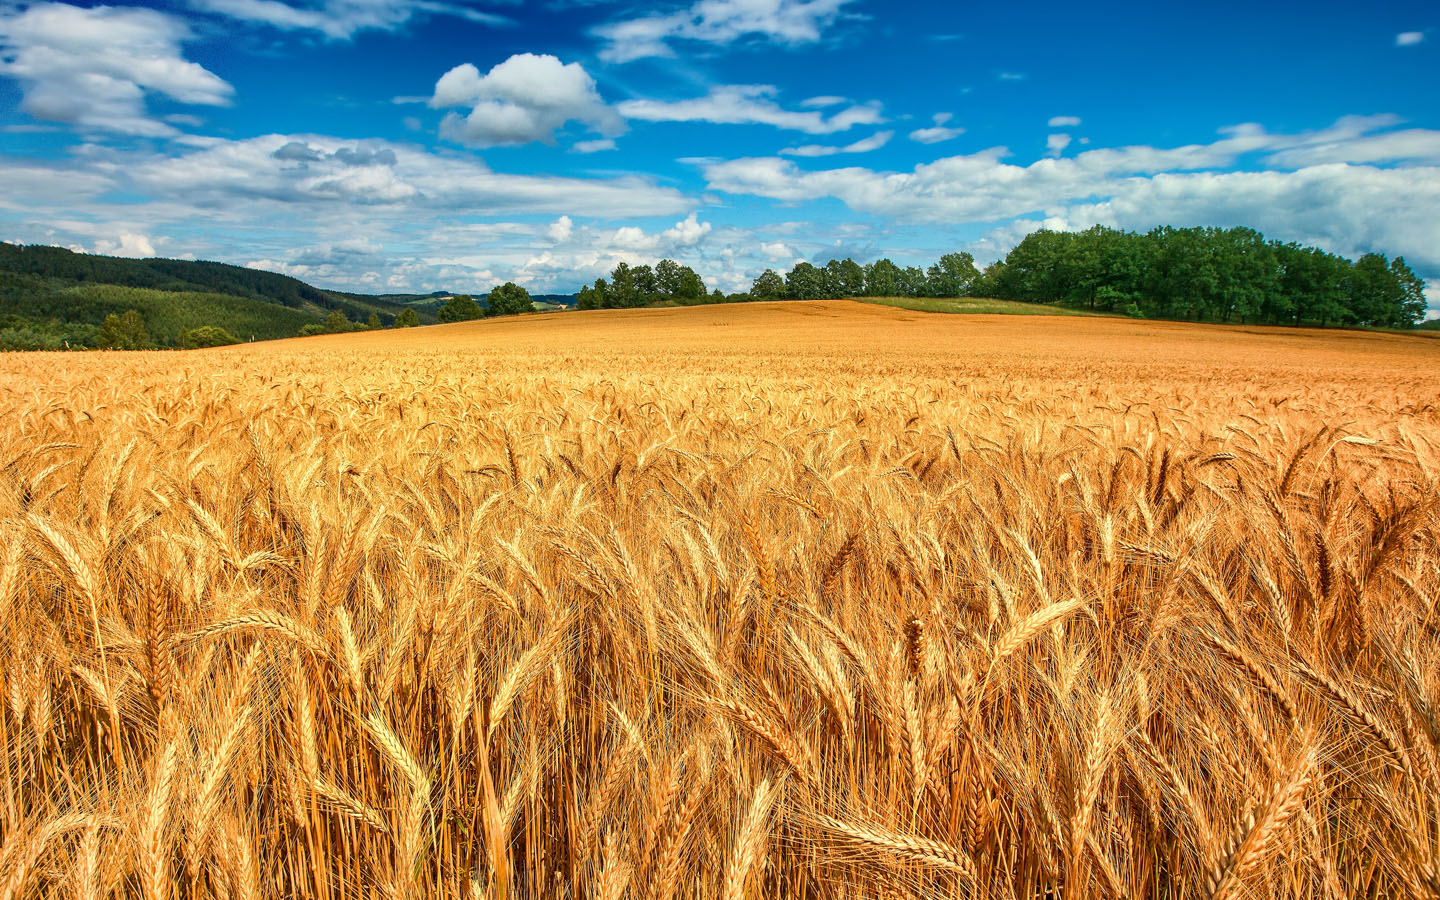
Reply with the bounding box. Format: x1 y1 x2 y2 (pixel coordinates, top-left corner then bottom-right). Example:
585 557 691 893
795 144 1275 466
435 283 535 322
750 253 982 301
578 260 721 309
981 226 1428 328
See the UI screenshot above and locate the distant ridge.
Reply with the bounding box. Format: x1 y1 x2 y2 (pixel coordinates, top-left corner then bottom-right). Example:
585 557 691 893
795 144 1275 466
0 243 564 349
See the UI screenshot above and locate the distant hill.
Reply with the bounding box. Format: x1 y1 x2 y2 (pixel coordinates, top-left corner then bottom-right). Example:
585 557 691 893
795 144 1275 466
0 243 443 349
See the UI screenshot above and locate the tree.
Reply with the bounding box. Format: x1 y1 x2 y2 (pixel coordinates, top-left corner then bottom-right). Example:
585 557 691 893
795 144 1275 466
324 310 353 333
632 264 659 304
825 258 865 297
655 259 684 297
709 288 725 304
95 308 148 349
674 267 706 304
899 266 927 298
1391 257 1428 327
580 278 608 310
785 262 826 300
751 269 785 300
486 282 533 317
180 325 240 348
395 308 419 327
926 252 980 297
863 259 902 297
367 311 382 329
437 294 481 323
608 263 638 308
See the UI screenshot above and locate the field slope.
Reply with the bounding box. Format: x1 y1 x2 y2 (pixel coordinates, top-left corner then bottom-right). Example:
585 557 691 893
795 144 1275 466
1 301 1437 900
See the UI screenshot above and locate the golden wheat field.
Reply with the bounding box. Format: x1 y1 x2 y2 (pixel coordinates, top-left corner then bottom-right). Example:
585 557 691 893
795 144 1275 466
2 300 1439 900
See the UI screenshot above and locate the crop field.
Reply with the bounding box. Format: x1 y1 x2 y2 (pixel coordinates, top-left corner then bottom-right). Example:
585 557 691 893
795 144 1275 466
1 299 1438 900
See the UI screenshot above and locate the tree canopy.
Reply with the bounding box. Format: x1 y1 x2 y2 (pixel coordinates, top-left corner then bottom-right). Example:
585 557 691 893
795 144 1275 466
737 227 1427 329
437 294 482 323
582 260 710 309
485 283 534 317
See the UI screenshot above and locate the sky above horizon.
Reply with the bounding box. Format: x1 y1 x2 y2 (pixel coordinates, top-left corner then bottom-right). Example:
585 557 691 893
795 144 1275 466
0 0 1437 312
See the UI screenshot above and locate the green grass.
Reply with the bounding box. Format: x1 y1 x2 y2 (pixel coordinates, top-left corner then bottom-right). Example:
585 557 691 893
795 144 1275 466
856 296 1112 316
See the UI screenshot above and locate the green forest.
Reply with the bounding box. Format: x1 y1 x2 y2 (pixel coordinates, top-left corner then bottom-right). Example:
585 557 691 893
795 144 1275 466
741 225 1429 329
0 243 439 350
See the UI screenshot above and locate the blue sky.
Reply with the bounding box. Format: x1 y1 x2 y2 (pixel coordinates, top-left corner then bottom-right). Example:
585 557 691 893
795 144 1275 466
0 0 1437 311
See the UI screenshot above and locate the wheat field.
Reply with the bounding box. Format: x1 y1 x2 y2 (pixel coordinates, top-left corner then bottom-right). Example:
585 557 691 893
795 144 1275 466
2 300 1438 900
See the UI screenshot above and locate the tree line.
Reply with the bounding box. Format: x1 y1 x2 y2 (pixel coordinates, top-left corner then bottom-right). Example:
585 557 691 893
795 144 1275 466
737 226 1426 328
577 260 733 309
983 226 1427 327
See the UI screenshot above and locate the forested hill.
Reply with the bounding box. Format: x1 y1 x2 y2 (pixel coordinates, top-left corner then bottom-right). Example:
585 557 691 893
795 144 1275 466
0 242 337 308
0 243 443 349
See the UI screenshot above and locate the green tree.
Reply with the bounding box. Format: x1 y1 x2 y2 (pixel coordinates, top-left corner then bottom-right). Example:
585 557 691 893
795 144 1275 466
608 263 638 308
324 310 353 333
367 311 382 329
655 259 683 297
180 325 240 348
825 258 865 297
785 262 826 300
926 252 980 297
675 267 706 304
1391 257 1428 327
899 266 927 297
751 269 785 300
486 282 534 317
863 259 903 297
395 308 419 327
437 294 482 323
95 308 148 349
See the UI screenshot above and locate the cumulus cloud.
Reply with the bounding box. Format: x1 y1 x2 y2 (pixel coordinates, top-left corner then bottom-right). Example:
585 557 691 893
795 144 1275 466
781 130 892 157
595 0 857 63
699 117 1440 272
107 133 691 216
432 53 623 148
1046 133 1072 157
547 215 573 242
93 232 157 258
0 2 232 136
1396 31 1425 46
618 85 882 134
189 0 510 40
909 113 964 144
1048 115 1081 128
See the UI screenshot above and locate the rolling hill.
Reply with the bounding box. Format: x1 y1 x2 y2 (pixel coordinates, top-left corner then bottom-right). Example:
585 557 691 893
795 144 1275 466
0 243 449 349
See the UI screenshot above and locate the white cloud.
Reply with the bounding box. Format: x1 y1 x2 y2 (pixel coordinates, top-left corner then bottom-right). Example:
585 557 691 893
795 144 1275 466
760 240 795 259
1396 31 1425 46
909 112 964 145
547 215 573 242
781 130 892 157
0 2 232 136
595 0 856 63
573 138 618 153
1048 115 1081 128
108 133 690 216
618 85 882 134
93 232 156 257
432 54 623 148
1046 133 1072 157
801 95 848 108
662 212 712 246
698 117 1440 273
189 0 510 40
